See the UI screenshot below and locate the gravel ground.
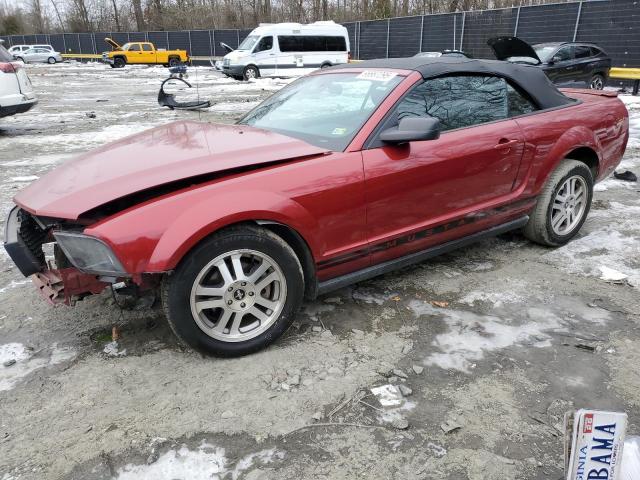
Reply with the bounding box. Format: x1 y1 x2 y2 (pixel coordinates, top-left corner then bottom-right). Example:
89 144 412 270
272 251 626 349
0 62 639 480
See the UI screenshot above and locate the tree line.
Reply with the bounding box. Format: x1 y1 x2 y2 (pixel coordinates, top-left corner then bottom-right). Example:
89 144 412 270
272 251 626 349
0 0 574 35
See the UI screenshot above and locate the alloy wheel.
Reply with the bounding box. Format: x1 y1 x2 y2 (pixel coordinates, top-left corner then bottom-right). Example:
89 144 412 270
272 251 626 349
550 175 587 235
189 249 287 342
590 75 604 90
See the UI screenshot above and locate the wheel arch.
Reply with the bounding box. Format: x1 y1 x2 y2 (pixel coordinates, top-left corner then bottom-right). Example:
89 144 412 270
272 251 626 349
565 146 600 180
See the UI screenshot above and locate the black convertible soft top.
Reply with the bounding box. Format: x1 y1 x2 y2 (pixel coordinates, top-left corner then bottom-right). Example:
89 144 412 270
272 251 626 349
335 57 574 110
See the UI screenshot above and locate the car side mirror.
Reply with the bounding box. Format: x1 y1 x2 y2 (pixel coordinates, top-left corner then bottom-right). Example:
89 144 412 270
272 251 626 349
380 117 441 144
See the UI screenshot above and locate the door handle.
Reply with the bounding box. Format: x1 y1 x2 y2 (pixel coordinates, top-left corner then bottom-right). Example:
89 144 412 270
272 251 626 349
494 139 519 150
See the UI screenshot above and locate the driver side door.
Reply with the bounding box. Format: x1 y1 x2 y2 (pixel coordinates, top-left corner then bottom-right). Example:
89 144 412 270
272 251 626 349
252 36 276 77
362 75 529 265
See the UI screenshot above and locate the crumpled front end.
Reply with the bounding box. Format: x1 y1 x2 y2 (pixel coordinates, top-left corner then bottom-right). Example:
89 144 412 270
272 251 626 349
3 207 113 305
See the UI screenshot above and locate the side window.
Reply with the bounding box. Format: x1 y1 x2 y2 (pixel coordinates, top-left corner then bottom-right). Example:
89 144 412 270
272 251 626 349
574 46 592 59
129 44 141 51
302 36 324 51
254 36 273 53
553 47 573 62
507 83 537 117
142 44 153 51
278 36 302 52
396 75 508 131
590 47 602 57
326 36 347 51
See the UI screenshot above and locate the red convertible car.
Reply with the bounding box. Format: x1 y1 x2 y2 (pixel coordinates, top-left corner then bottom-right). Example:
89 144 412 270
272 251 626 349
4 57 629 356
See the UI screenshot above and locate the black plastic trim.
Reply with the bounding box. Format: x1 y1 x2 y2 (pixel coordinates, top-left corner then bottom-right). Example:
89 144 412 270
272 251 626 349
316 215 528 295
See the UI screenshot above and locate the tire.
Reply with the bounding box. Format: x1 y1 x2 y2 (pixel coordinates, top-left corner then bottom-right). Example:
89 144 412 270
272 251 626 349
109 63 116 68
320 62 332 69
523 159 593 247
113 57 126 68
47 57 56 64
168 57 180 67
16 57 24 63
590 73 605 90
162 225 304 357
243 65 259 81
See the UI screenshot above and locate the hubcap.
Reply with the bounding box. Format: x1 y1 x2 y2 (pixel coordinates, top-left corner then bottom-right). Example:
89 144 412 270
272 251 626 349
189 249 286 342
246 68 257 79
551 175 587 236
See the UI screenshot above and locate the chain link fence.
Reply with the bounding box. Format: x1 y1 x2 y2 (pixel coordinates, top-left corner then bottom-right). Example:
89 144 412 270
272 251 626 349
1 0 638 67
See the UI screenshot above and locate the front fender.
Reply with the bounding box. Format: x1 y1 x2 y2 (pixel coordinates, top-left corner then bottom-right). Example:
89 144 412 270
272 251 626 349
147 190 320 271
86 188 321 275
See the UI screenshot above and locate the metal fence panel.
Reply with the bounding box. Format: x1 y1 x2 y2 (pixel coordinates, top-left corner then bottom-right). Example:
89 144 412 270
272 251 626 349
190 30 212 56
462 7 517 58
422 13 457 52
389 16 422 58
517 2 580 44
359 19 388 59
214 29 240 56
147 31 168 49
578 0 640 67
129 31 147 42
79 33 94 54
168 31 190 51
62 33 80 53
49 34 64 52
110 32 129 46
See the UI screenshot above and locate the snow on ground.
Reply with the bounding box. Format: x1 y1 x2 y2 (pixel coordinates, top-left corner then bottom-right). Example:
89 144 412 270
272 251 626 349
0 343 76 391
114 442 284 480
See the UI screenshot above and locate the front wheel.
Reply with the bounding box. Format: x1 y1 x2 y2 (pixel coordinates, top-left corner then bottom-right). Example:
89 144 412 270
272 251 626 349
523 160 593 246
47 56 56 64
590 73 605 90
162 226 304 356
113 57 126 68
243 65 259 81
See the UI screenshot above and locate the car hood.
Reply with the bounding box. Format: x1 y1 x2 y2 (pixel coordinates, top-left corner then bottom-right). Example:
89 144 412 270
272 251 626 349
487 36 541 65
104 37 122 50
14 121 329 219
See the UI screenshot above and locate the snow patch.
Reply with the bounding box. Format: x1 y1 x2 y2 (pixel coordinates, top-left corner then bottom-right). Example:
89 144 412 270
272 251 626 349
0 343 76 391
409 300 610 373
113 442 284 480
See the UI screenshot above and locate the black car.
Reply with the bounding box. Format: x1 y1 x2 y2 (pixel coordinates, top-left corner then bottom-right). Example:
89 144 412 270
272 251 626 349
488 37 611 90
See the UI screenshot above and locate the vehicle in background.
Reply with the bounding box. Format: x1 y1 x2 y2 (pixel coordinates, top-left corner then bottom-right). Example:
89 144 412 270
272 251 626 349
488 36 611 89
0 43 37 118
14 47 63 64
414 50 471 58
8 45 31 56
221 21 350 80
32 44 55 52
4 57 629 356
102 38 189 68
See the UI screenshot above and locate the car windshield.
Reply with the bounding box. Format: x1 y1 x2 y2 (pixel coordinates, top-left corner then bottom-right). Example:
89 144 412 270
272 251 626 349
238 35 259 51
238 72 404 151
534 45 558 62
122 43 134 50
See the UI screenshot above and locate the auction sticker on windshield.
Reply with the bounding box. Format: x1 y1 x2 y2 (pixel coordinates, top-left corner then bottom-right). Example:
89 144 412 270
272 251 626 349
356 70 398 83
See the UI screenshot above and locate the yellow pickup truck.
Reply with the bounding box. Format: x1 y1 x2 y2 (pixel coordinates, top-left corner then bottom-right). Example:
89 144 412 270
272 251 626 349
102 38 189 68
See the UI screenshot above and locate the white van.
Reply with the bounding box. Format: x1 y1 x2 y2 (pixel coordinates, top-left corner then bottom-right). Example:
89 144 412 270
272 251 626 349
221 21 350 80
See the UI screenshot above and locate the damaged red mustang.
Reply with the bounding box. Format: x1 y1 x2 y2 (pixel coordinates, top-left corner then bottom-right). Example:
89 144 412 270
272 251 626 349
4 57 629 356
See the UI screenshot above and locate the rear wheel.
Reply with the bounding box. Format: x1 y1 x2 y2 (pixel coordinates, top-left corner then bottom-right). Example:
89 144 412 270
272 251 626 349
16 57 25 63
162 226 304 356
590 73 605 90
168 57 180 67
523 160 593 246
243 65 259 81
47 56 56 64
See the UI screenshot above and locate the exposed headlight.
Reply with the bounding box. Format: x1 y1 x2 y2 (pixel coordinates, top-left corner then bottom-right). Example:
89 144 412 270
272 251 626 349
53 231 126 276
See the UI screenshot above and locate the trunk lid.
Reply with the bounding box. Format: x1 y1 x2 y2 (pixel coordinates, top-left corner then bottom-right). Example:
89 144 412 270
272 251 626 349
487 36 541 65
14 121 329 219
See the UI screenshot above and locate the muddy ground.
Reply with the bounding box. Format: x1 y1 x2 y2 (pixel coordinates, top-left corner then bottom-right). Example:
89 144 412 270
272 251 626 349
0 62 639 480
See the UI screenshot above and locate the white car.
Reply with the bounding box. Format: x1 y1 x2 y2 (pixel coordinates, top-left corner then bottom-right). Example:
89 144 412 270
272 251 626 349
0 44 37 118
9 44 55 56
14 47 63 64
